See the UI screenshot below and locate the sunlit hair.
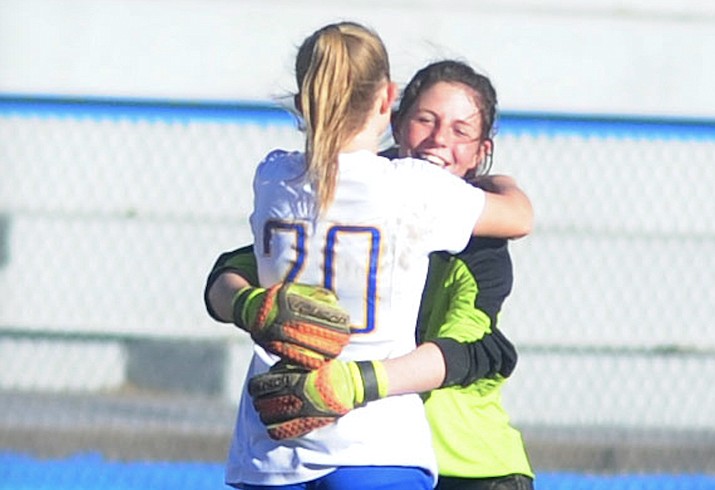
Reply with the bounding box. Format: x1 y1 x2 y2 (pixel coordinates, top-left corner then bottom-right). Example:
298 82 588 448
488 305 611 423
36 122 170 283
295 21 390 213
393 60 498 178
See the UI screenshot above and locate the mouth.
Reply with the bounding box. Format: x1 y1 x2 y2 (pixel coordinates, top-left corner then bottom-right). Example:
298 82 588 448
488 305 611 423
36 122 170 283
417 153 449 168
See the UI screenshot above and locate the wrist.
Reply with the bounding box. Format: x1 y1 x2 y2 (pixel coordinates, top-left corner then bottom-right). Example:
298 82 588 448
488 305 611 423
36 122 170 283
351 360 389 406
231 285 265 331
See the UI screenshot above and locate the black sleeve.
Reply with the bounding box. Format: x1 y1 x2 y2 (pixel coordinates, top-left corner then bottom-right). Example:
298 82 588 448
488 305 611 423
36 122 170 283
456 236 513 328
425 238 518 386
430 327 518 388
203 244 257 322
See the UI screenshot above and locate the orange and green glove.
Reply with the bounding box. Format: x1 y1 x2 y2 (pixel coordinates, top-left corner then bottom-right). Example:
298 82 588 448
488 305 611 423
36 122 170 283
232 283 351 369
248 359 388 440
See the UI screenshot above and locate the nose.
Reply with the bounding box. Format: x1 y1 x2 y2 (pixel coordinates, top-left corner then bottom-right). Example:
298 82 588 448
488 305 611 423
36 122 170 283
431 123 450 146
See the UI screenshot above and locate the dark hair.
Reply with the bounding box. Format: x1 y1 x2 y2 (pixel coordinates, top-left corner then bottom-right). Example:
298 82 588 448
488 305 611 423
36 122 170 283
393 60 498 175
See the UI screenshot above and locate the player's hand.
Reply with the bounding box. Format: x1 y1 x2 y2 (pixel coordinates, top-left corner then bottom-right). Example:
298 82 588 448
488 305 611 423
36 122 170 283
248 359 388 440
232 283 351 369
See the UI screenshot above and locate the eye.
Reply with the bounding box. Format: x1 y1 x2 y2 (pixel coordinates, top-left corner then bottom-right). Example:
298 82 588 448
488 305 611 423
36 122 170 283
412 112 436 125
453 124 479 141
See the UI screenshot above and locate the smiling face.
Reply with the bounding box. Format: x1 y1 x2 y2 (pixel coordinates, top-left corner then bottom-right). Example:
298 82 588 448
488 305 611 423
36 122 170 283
394 81 491 178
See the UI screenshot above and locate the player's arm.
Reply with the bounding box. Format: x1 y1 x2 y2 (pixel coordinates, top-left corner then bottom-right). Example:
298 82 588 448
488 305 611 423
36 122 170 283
473 175 533 239
391 236 517 392
248 330 516 439
384 145 532 241
249 239 518 439
249 319 518 440
203 245 351 369
204 245 259 323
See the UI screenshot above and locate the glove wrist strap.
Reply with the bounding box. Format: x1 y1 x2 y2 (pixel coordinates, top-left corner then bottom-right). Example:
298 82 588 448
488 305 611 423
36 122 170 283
354 360 388 406
231 286 264 332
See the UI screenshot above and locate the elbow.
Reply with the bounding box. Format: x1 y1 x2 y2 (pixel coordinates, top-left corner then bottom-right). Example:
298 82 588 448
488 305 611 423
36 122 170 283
478 189 534 239
508 224 531 240
511 225 531 240
519 210 535 237
513 200 534 239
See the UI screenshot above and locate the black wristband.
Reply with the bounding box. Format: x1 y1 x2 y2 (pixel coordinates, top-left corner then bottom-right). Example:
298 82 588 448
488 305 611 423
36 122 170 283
231 286 255 331
355 361 381 404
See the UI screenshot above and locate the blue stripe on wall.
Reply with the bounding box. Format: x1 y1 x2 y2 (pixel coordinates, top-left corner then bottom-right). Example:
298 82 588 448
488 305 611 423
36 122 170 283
0 94 297 125
2 94 715 140
502 111 715 140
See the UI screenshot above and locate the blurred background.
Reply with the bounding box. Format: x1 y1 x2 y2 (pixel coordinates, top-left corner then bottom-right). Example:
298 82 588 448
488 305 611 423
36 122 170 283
1 0 715 488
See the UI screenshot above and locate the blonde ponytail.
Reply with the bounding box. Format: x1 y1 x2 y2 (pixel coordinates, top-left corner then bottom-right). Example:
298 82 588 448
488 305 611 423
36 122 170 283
295 22 390 214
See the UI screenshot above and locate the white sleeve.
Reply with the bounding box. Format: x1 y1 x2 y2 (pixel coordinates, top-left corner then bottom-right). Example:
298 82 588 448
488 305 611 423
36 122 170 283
395 158 485 254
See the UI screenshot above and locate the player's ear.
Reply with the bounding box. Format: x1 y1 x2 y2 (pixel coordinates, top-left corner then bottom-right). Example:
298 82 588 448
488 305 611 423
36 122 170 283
379 82 398 115
391 115 400 142
478 138 493 164
477 138 494 173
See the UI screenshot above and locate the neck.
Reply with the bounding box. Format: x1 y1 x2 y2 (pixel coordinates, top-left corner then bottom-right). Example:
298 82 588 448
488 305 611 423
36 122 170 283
341 81 393 154
342 131 380 153
342 108 390 154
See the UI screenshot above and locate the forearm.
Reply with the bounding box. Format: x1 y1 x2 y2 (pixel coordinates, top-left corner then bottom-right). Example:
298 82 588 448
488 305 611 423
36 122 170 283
474 175 533 239
378 328 517 397
206 271 251 323
204 245 259 323
381 342 446 396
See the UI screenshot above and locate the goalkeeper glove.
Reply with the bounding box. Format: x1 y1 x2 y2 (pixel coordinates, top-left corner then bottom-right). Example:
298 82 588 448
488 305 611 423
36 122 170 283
248 359 388 440
232 283 351 369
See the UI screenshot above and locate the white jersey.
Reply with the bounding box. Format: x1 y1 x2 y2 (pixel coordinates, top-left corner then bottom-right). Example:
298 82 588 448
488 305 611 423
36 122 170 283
226 149 486 487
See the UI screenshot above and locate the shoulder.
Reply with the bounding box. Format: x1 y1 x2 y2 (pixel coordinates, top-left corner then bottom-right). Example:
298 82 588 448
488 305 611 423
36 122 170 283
258 148 297 163
388 156 460 183
377 146 400 160
339 152 439 183
255 149 305 180
395 158 486 212
258 149 303 168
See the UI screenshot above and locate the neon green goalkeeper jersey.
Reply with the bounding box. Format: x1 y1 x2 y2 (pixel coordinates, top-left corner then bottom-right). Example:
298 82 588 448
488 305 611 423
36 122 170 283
418 237 534 479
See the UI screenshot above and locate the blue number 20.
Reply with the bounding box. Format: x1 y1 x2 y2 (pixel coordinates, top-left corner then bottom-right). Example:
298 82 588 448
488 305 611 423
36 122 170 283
263 221 380 333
